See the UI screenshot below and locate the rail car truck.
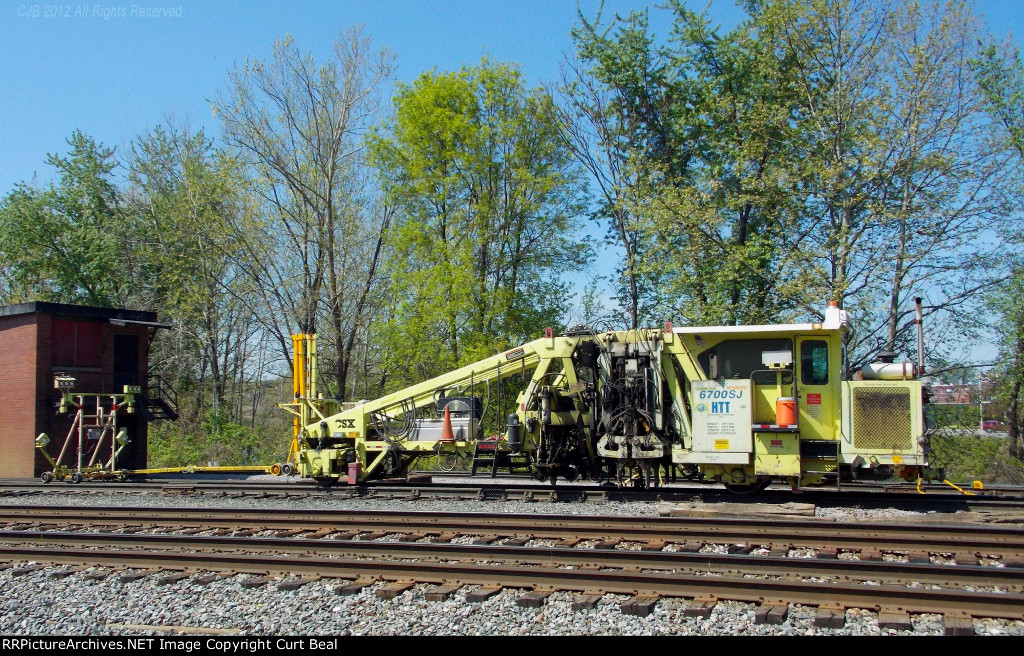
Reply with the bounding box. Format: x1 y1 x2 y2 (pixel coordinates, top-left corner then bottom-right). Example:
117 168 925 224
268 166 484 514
288 301 942 491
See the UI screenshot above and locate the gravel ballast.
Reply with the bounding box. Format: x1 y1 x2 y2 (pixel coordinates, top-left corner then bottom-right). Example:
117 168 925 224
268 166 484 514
1 485 1021 636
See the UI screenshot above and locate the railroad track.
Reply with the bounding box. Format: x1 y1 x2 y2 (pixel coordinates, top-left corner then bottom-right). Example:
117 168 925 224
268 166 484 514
1 504 1022 634
2 478 1023 513
3 504 1024 558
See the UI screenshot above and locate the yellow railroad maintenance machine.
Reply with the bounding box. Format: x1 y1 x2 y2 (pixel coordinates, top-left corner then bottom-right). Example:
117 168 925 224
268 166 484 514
290 301 942 491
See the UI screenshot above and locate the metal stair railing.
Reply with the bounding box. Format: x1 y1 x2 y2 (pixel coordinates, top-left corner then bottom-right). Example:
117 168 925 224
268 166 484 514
144 375 179 421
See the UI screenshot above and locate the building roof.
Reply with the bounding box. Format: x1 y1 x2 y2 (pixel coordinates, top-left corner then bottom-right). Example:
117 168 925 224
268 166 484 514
0 301 158 323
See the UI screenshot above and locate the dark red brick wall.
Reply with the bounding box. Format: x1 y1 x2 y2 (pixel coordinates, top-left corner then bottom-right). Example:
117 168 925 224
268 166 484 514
0 314 39 478
0 309 153 478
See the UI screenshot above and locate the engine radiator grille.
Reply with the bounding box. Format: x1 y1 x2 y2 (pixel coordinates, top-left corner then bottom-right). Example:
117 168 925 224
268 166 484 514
852 387 913 451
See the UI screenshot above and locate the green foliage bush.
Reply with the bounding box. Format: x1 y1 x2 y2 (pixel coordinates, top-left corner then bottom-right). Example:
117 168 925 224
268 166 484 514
929 434 1024 485
148 410 288 469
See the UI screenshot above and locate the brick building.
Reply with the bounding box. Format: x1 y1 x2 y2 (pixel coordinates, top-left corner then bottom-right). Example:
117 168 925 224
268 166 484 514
0 302 165 478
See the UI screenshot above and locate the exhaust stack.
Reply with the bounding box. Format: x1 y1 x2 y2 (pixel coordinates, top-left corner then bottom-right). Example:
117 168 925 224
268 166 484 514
915 297 924 376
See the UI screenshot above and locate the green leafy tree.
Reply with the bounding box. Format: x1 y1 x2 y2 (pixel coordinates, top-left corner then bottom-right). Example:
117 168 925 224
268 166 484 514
369 59 589 385
557 46 669 329
571 0 1011 375
973 41 1024 460
771 0 1010 371
0 131 131 306
572 2 815 327
123 120 264 423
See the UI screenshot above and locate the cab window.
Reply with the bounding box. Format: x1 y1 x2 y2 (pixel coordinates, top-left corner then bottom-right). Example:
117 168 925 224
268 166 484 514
800 340 829 385
697 338 792 380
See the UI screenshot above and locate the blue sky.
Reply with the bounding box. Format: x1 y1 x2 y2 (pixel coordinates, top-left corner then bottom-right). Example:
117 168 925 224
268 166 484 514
0 0 1019 364
0 0 711 190
0 0 1020 190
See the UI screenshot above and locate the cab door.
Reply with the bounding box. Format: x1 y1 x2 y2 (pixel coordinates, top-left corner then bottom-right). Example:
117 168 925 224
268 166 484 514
795 335 837 441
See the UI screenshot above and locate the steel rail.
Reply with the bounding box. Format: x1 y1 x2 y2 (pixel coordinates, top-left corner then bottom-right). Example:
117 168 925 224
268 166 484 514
2 540 1023 620
2 478 1023 509
2 505 1023 556
2 530 1020 591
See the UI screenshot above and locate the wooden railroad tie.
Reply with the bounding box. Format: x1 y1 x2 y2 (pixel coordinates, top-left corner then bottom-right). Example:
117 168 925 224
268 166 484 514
428 532 459 544
83 568 115 581
465 585 503 603
877 607 913 632
813 604 846 629
277 576 322 591
193 573 231 586
517 589 554 609
641 540 667 552
397 532 429 543
48 567 87 579
594 538 621 550
332 531 362 541
424 583 462 601
472 535 500 546
156 571 191 586
907 550 930 564
943 614 975 637
376 580 416 600
357 531 390 542
240 575 276 589
558 537 583 548
118 569 157 583
620 595 660 617
754 601 789 625
11 564 45 577
953 552 978 566
572 593 604 611
504 536 532 547
334 577 374 596
682 596 718 618
815 547 839 559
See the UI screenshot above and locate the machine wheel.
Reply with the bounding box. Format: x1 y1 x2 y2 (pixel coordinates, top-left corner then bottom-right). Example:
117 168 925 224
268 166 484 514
117 471 129 482
269 463 283 476
678 463 703 481
281 463 294 477
723 478 771 495
70 472 83 484
40 471 53 484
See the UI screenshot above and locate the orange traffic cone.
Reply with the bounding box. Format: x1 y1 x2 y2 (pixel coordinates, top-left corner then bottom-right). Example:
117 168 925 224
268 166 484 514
440 405 455 442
